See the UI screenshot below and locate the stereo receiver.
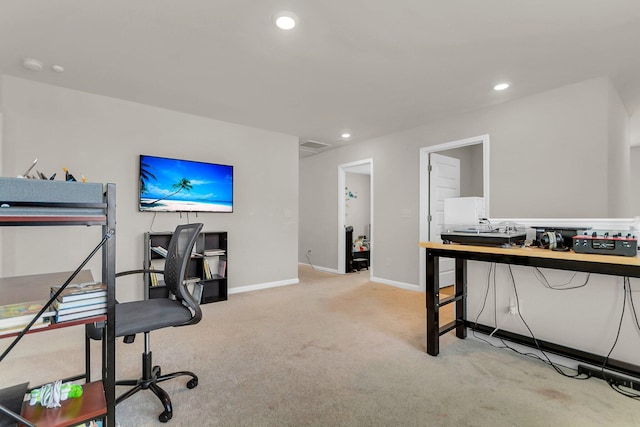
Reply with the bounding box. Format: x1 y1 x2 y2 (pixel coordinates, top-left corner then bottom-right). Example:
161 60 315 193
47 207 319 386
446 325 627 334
572 232 637 257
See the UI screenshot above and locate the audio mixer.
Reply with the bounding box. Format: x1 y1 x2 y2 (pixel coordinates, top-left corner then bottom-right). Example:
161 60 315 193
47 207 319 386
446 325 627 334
572 232 637 257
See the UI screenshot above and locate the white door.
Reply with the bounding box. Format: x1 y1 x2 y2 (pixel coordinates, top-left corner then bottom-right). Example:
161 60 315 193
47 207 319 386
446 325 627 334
428 153 460 288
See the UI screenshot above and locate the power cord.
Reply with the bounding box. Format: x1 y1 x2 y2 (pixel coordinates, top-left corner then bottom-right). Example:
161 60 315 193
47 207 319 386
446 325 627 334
533 267 590 290
473 264 640 393
305 250 319 271
599 277 640 400
629 278 640 333
470 263 589 379
472 263 526 347
149 211 158 232
505 265 589 379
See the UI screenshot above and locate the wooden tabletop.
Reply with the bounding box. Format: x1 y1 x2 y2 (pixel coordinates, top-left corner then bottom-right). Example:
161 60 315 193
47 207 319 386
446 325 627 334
419 241 640 267
0 270 95 306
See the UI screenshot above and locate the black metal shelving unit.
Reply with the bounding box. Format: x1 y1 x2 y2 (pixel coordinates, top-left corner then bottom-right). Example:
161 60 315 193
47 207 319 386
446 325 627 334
0 178 116 427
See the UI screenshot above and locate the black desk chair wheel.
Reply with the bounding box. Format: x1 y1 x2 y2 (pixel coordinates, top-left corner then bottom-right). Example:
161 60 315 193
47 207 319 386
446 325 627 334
88 223 203 423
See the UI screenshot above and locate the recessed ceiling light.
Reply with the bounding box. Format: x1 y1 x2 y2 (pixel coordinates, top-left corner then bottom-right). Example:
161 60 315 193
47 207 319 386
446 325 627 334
274 12 297 30
22 58 44 71
341 132 352 140
494 83 510 91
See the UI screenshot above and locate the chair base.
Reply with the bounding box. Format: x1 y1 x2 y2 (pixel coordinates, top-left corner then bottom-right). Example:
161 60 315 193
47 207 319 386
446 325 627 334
116 350 198 423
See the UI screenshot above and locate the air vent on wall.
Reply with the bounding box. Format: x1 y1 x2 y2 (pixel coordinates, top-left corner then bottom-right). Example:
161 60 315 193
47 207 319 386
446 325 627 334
300 140 331 150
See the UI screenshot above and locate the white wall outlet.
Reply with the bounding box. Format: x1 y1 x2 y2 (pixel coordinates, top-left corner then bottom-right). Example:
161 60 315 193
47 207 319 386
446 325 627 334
508 297 519 315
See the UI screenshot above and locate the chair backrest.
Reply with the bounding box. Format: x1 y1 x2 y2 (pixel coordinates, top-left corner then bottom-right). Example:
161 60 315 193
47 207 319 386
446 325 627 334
164 223 204 323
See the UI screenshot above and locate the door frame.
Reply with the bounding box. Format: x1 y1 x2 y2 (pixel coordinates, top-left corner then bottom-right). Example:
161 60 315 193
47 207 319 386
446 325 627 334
338 158 373 274
419 134 490 290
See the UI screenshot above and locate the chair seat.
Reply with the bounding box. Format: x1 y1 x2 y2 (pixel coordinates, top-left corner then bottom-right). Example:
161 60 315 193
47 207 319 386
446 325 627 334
115 299 193 337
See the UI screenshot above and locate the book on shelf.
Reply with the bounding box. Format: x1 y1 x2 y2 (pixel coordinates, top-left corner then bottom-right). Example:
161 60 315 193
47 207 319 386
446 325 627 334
55 306 107 323
0 300 56 329
0 318 50 335
51 282 107 303
52 295 107 310
151 245 168 257
149 265 158 286
204 249 225 256
203 258 212 279
202 256 227 278
54 301 107 316
218 259 227 278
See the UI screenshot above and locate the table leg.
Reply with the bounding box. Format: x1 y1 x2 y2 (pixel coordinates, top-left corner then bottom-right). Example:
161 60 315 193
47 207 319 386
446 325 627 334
426 249 439 356
455 258 467 339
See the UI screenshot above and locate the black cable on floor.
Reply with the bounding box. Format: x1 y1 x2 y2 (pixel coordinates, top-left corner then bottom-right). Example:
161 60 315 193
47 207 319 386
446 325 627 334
504 265 589 379
600 277 640 400
470 263 588 379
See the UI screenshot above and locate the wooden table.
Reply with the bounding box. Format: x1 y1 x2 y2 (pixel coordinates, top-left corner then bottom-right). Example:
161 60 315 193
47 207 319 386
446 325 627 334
419 242 640 375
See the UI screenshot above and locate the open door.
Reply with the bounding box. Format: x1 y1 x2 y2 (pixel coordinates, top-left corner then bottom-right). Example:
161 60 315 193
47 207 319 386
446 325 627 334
338 159 373 274
428 153 460 287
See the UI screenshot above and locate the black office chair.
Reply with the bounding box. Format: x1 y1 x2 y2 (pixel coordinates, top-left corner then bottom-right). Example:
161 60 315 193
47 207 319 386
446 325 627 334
90 222 204 422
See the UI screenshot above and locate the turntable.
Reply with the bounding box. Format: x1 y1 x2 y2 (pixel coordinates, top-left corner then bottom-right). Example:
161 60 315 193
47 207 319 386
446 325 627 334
440 223 527 247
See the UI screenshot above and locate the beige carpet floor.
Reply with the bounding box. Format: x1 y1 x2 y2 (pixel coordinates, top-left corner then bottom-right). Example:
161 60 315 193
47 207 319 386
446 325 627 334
2 265 640 426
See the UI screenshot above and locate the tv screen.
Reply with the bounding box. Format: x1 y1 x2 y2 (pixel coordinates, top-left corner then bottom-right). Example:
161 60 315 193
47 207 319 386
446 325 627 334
139 154 233 213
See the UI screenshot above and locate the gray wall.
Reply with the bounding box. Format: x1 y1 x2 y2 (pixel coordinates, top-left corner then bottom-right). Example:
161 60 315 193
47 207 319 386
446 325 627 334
632 146 640 215
1 76 299 302
299 77 631 286
345 172 371 239
607 80 631 217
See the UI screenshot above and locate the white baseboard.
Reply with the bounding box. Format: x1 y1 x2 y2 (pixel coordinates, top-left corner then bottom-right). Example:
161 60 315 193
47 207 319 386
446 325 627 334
228 277 299 295
370 275 420 292
299 262 419 291
298 262 340 274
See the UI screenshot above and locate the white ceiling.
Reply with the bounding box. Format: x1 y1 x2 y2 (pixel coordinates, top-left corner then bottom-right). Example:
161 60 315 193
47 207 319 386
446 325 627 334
2 1 640 155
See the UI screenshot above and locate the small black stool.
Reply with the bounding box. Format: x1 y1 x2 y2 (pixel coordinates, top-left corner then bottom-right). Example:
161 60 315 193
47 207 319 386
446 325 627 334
353 258 368 271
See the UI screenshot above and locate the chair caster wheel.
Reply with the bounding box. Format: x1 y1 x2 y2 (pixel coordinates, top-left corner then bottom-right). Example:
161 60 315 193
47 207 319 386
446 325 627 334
187 378 198 389
159 411 172 423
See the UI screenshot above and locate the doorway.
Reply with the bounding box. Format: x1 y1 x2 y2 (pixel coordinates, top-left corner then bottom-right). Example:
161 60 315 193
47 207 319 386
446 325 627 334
418 135 490 289
428 152 461 287
338 159 373 274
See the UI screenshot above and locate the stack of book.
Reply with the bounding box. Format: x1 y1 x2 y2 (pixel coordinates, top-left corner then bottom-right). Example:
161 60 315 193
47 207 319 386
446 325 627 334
149 265 159 287
151 246 168 257
0 301 56 334
51 282 107 323
203 258 213 279
203 257 227 279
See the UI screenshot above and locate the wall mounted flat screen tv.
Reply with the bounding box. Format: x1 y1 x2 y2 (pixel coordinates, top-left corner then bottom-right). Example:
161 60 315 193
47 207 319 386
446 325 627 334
139 154 233 213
